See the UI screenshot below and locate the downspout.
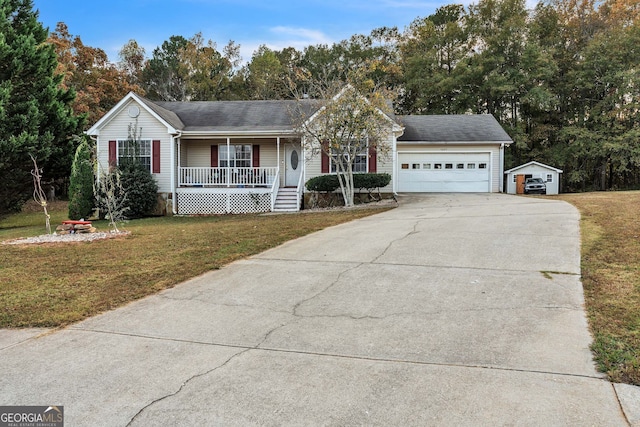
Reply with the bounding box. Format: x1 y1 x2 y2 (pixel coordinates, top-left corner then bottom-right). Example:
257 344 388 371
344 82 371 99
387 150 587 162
499 143 505 193
392 129 402 195
171 131 182 215
277 137 281 186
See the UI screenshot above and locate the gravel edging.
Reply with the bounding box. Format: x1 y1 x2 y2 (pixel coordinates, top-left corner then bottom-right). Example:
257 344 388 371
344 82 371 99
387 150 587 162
2 231 130 245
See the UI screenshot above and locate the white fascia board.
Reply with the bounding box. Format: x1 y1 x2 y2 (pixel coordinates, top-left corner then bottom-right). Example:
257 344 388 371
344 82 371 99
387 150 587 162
397 140 509 146
504 160 564 174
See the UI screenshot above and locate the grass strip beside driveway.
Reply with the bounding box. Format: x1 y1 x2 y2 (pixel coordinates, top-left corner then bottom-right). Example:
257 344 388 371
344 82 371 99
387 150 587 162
0 204 389 328
558 190 640 386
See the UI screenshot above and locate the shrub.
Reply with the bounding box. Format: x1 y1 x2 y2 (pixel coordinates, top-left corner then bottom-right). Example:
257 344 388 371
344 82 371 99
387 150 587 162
353 173 391 191
306 173 391 193
68 137 95 220
118 160 158 218
306 175 340 192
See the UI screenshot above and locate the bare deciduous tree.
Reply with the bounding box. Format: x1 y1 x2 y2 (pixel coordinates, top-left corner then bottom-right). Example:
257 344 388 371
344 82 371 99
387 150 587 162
29 155 51 235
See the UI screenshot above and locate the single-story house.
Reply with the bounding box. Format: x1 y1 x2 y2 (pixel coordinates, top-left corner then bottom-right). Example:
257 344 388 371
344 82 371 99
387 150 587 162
504 161 563 195
86 92 513 215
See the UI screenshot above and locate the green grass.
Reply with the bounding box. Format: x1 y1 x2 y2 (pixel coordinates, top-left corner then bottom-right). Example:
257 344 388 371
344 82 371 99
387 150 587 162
0 201 391 328
558 191 640 386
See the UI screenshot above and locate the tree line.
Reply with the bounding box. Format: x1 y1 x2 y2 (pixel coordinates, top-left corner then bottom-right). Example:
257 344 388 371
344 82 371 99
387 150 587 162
1 0 638 213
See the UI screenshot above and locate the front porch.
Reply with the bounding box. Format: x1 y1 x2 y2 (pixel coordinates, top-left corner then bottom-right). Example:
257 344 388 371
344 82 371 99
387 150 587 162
175 137 304 214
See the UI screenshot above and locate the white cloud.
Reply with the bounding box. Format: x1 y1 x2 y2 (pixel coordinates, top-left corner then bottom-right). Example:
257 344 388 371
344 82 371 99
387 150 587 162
269 26 333 47
236 26 333 63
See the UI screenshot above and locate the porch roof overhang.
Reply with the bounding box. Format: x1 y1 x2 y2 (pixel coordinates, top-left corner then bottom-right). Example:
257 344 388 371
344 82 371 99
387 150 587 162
177 128 300 139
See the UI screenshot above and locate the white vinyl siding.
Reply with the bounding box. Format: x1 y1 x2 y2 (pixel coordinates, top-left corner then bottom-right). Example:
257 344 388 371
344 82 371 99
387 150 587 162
97 100 173 193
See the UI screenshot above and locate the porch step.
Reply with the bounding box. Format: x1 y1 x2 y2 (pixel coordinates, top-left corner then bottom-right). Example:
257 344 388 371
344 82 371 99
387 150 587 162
273 188 300 212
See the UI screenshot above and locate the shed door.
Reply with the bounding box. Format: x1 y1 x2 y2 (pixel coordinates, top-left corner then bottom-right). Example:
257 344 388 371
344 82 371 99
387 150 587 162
516 174 526 194
398 152 491 192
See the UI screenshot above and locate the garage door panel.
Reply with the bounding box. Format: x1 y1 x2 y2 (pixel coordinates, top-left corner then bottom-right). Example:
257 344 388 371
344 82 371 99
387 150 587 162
398 153 490 193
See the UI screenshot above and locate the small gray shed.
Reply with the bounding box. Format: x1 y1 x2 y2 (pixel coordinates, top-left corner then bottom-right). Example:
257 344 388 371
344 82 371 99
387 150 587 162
504 161 563 195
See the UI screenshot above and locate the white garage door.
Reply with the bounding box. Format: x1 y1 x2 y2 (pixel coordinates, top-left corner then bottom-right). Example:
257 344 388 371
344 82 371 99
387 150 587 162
398 152 491 192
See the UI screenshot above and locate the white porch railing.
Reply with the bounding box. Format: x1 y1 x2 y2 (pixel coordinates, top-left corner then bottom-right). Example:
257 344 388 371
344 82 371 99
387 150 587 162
295 168 304 211
179 167 278 187
270 170 280 211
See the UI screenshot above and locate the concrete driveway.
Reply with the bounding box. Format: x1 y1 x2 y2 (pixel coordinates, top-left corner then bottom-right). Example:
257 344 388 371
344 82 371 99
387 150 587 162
1 193 637 426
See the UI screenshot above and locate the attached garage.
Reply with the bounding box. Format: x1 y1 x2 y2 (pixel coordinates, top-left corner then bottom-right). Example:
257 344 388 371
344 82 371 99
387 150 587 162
395 115 513 193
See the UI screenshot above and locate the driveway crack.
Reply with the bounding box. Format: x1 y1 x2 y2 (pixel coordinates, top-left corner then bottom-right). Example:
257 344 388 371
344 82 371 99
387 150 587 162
125 347 251 427
371 220 421 264
292 263 363 317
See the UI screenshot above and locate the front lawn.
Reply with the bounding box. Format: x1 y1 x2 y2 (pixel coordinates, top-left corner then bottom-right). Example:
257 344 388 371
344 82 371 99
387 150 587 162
558 191 640 386
0 202 390 328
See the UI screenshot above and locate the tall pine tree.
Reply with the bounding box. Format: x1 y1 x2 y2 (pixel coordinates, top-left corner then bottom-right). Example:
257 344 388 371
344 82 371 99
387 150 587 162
0 0 82 214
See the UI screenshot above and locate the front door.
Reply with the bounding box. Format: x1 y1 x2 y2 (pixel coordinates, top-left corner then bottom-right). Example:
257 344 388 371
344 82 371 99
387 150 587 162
285 144 302 187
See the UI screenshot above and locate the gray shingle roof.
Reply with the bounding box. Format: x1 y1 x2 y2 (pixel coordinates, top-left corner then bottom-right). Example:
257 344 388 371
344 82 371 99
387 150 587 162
151 99 321 132
398 114 512 142
136 95 185 130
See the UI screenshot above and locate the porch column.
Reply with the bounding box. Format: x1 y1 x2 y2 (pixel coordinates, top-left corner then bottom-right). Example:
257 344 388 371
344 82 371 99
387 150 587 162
277 137 280 184
226 137 231 188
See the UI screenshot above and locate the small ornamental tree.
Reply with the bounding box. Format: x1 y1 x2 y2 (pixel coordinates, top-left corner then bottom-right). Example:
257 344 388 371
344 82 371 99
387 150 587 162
294 82 396 207
68 136 95 219
95 165 128 233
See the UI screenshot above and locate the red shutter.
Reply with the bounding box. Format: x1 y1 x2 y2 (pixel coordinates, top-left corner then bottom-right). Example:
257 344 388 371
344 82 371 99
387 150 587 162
368 145 377 173
252 144 260 167
210 145 218 167
108 140 117 168
321 141 329 173
152 140 161 173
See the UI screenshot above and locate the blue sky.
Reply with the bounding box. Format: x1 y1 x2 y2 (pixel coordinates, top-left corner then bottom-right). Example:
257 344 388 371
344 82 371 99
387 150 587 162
32 0 472 63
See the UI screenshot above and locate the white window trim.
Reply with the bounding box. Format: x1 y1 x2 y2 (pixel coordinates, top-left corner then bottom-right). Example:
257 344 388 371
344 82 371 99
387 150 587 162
117 139 152 171
219 144 252 168
329 139 369 174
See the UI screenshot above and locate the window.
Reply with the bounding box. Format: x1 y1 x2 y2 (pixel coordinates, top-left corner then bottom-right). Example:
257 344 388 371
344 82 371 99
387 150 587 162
331 152 367 173
330 140 368 173
434 163 442 169
479 163 487 169
445 163 453 169
118 139 151 171
412 163 421 170
219 144 251 168
401 163 409 169
513 175 517 183
423 163 431 169
467 163 475 169
456 163 464 169
546 174 553 182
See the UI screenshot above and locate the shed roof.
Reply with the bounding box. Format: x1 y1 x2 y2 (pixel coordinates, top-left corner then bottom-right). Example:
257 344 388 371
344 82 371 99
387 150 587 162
398 114 512 143
504 161 563 174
